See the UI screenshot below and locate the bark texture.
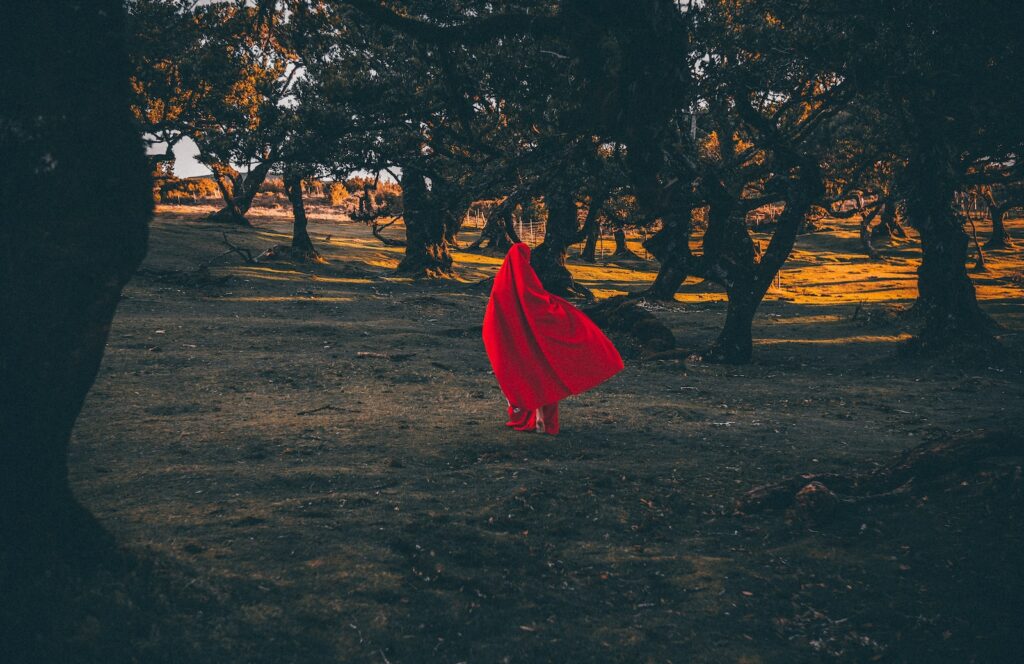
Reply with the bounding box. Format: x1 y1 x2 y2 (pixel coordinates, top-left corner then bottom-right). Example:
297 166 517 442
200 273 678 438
704 166 822 364
643 209 694 300
207 157 276 225
903 146 996 353
284 172 319 260
396 167 458 278
531 188 589 298
1 1 152 561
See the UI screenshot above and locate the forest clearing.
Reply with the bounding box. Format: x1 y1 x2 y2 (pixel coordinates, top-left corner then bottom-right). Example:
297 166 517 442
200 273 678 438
49 209 1023 662
5 1 1024 662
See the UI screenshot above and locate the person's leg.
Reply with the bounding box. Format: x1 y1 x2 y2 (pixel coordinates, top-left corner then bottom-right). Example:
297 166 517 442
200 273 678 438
525 403 559 435
507 401 559 435
541 403 559 435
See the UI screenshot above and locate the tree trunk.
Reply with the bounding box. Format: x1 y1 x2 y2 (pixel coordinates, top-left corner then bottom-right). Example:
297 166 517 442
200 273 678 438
643 209 693 300
903 148 996 353
611 226 640 259
471 208 516 251
706 166 822 363
580 221 599 262
491 209 517 250
872 199 908 241
531 188 588 297
859 204 882 259
702 197 758 363
575 188 608 263
1 0 152 563
441 201 467 250
985 203 1014 249
966 213 987 273
468 193 523 251
283 172 319 261
708 288 759 364
207 157 276 225
396 168 453 278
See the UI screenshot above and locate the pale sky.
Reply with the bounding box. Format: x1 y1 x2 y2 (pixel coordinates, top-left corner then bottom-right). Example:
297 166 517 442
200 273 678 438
148 138 212 178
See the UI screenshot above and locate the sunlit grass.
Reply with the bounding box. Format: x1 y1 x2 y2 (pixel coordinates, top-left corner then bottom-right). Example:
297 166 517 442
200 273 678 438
152 207 1024 320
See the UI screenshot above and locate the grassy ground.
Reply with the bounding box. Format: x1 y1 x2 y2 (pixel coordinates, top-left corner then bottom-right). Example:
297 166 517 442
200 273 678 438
50 206 1024 662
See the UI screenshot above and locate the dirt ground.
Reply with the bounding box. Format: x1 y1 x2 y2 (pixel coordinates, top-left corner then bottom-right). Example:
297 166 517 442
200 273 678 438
58 205 1024 663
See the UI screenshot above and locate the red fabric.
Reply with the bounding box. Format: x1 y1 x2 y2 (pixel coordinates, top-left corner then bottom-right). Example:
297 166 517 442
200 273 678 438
483 243 624 431
506 403 560 434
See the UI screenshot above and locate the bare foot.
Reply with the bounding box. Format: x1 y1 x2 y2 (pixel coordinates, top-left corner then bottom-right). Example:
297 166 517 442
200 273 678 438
534 408 545 433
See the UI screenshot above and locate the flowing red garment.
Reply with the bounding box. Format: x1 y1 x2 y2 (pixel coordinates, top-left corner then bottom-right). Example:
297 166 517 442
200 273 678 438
483 243 624 434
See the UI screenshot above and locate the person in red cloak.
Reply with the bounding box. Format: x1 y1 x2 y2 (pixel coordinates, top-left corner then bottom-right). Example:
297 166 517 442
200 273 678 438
482 243 624 435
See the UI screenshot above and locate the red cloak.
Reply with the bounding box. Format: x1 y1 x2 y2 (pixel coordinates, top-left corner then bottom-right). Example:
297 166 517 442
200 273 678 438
482 243 624 430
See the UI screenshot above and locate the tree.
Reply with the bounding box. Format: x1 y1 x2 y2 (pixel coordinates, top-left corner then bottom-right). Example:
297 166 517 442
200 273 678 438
127 0 209 175
982 184 1022 250
191 1 302 224
129 1 305 225
341 0 695 287
1 1 151 560
809 0 1024 353
636 0 836 363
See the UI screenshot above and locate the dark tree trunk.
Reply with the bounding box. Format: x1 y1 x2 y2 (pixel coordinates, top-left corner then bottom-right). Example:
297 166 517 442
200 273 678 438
493 208 519 249
872 199 908 241
643 209 693 300
442 200 468 250
469 196 521 251
966 214 987 273
611 226 640 259
472 208 516 251
576 189 608 263
701 192 757 363
709 288 759 363
207 157 276 225
903 148 996 353
283 172 319 261
1 0 152 562
859 204 882 259
985 203 1015 249
396 168 453 278
580 221 600 262
531 188 589 297
705 166 822 363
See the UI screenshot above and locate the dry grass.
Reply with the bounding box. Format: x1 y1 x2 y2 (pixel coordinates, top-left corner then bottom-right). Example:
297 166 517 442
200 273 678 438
51 209 1024 662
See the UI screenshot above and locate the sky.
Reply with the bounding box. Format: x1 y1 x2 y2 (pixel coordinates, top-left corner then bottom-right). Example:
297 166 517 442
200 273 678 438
148 138 394 183
148 138 212 178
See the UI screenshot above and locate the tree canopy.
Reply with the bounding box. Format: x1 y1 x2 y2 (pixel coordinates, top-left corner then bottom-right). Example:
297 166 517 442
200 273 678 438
126 0 1024 360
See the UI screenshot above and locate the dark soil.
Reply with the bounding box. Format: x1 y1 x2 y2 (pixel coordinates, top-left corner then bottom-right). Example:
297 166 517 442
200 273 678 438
17 209 1024 663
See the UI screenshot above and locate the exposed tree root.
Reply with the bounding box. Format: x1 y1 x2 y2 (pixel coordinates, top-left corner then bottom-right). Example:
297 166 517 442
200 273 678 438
583 296 676 358
256 244 327 264
736 431 1024 525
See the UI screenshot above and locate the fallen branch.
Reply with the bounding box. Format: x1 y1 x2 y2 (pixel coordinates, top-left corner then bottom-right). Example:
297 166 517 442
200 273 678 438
372 216 406 247
297 404 339 416
736 431 1024 523
200 233 256 269
355 351 417 361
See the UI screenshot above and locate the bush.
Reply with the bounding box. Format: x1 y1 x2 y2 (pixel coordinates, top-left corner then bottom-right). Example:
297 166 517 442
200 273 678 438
327 182 350 207
262 177 286 195
158 177 220 204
